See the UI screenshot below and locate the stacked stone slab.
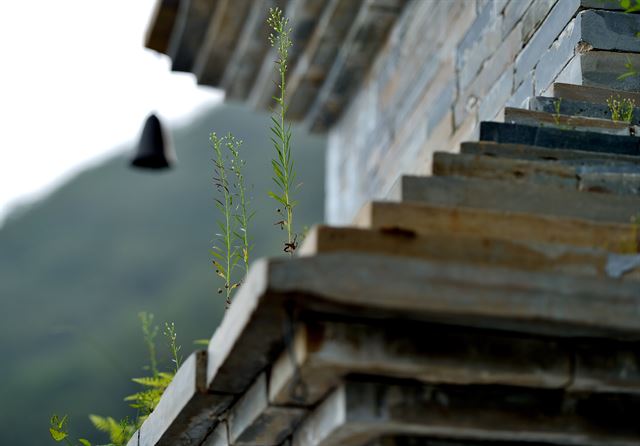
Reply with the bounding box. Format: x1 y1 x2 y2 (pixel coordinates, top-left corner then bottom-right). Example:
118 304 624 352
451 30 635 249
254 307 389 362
327 1 640 224
127 79 640 445
133 1 640 444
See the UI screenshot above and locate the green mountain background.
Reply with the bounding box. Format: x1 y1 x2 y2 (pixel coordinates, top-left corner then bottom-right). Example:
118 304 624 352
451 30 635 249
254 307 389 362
0 103 326 445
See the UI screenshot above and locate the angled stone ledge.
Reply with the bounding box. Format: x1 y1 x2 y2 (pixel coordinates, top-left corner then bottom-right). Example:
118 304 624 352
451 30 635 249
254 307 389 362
433 151 640 196
299 225 640 280
355 200 636 254
479 121 640 156
579 9 640 53
227 373 306 446
552 82 640 105
293 380 640 446
530 95 640 126
396 172 640 223
572 340 640 394
554 51 640 92
460 141 640 165
201 422 228 446
504 107 637 136
268 320 572 407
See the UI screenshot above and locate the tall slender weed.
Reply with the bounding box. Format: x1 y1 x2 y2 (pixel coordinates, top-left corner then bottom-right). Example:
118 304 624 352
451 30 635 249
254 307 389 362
210 132 252 307
268 7 299 255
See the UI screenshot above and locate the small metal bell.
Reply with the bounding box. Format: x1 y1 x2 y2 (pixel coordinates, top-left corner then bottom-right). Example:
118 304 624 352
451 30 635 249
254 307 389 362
131 113 176 170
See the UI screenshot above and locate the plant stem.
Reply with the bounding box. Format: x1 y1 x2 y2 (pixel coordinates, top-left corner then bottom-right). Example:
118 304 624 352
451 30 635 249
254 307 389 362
139 312 158 377
164 322 181 373
268 7 297 255
228 136 251 274
280 66 293 248
211 133 236 307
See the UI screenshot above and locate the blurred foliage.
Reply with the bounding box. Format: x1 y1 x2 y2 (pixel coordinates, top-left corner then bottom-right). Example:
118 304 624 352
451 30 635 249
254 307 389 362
0 103 325 446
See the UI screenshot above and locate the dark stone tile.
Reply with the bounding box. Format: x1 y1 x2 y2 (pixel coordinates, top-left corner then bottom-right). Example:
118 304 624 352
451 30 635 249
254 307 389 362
479 121 640 155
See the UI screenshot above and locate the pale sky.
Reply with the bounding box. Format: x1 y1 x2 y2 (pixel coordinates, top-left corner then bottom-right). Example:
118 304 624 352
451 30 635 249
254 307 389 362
0 1 223 224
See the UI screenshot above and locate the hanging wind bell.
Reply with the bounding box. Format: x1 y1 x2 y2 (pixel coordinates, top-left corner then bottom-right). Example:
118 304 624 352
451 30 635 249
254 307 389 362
131 113 176 170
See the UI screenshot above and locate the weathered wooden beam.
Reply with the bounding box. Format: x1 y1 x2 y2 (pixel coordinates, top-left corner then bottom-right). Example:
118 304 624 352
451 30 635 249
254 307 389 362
145 0 181 54
354 201 637 253
227 373 306 445
248 0 330 110
529 95 640 126
193 0 254 87
268 320 572 407
126 351 234 446
293 380 640 446
504 107 638 136
479 122 640 156
286 0 363 120
460 141 640 166
220 0 283 100
306 0 405 132
552 82 640 106
298 225 640 280
432 152 640 196
166 0 219 72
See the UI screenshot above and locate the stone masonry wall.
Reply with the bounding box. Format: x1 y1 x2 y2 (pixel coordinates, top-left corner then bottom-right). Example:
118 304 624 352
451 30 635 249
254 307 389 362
326 0 631 224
